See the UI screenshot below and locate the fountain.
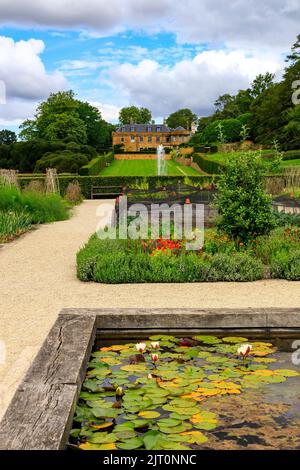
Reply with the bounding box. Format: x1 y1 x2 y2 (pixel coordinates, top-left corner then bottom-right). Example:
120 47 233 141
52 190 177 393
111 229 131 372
157 144 166 176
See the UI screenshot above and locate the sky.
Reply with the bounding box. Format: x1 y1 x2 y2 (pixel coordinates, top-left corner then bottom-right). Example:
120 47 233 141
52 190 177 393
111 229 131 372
0 0 299 132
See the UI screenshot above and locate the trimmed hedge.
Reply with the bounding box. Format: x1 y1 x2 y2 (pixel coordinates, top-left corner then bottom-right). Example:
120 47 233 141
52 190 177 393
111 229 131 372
192 153 224 175
80 152 114 176
282 150 300 161
115 148 172 154
19 175 214 198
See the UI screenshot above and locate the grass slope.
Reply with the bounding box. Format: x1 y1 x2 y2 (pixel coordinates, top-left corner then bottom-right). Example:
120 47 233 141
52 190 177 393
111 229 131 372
100 159 200 177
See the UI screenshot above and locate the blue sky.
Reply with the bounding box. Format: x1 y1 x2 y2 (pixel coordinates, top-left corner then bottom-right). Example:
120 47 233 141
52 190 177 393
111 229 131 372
0 0 299 132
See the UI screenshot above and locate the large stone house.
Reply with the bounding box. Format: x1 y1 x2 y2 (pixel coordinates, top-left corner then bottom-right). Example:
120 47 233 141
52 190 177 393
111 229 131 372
112 124 191 152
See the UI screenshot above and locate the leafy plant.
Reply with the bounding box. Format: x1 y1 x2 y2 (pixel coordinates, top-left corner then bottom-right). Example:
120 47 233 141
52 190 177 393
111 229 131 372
215 152 275 242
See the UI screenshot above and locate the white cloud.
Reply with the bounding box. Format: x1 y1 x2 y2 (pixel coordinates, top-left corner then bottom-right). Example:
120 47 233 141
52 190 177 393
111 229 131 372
0 0 299 52
0 36 66 100
0 36 67 127
92 102 120 122
108 50 283 116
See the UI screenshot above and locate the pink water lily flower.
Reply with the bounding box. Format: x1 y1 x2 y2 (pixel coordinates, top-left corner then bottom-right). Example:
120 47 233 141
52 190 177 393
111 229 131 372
151 353 159 362
237 344 253 358
135 342 147 353
151 341 160 350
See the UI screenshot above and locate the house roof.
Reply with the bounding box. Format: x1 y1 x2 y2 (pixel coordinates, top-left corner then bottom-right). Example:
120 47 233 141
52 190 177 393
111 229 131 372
115 124 187 133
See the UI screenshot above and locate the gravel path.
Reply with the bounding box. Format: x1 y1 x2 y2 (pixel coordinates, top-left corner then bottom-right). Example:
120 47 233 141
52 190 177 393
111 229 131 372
1 199 300 418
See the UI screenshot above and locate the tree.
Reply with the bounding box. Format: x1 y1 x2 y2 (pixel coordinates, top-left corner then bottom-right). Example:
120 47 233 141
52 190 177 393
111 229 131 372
119 106 152 124
0 130 17 145
251 73 275 99
200 119 243 144
166 108 197 129
77 101 113 150
215 152 274 243
43 113 87 143
19 90 114 150
286 34 300 64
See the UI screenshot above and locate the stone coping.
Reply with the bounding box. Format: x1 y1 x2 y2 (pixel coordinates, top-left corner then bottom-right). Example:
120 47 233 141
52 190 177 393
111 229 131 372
0 308 299 450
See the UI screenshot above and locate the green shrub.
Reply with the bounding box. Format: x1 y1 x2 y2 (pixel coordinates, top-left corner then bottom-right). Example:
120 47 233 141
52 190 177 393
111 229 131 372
80 152 114 176
0 186 69 224
215 152 275 242
273 210 300 227
35 150 88 173
0 210 32 242
270 249 300 280
255 227 300 265
206 253 264 281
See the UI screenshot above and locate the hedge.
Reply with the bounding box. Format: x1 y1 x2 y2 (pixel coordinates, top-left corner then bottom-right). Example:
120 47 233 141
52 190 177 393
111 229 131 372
114 148 172 154
79 152 114 176
18 175 214 199
192 153 224 175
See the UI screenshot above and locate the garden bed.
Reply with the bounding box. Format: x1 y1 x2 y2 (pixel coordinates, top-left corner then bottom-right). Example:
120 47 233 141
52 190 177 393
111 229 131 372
77 225 300 283
0 308 300 450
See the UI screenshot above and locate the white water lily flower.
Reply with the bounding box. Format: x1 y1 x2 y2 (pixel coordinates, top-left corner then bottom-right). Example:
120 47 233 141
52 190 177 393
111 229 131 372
237 344 253 358
151 341 160 350
135 342 147 353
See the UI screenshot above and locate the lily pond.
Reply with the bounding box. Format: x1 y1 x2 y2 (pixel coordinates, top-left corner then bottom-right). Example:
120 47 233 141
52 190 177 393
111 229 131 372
69 335 300 451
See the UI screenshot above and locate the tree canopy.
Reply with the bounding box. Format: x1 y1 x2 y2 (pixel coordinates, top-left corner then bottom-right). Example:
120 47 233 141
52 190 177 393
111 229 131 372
166 108 197 130
118 106 152 125
19 90 113 151
0 130 17 145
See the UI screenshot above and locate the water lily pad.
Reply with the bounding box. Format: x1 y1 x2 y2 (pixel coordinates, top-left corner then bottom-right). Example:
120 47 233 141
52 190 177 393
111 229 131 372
273 369 300 377
90 421 114 430
87 432 117 444
143 430 161 450
180 430 208 445
121 364 148 372
160 422 192 434
79 442 116 450
91 407 119 419
117 437 144 450
138 410 161 419
158 418 182 427
222 337 248 343
115 430 137 439
193 335 222 345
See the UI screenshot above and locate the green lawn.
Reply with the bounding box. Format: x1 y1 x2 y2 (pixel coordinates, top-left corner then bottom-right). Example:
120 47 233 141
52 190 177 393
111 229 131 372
280 159 300 168
100 159 201 177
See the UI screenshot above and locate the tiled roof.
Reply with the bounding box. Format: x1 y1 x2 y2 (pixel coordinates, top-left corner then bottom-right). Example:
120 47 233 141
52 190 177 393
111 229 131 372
116 124 187 133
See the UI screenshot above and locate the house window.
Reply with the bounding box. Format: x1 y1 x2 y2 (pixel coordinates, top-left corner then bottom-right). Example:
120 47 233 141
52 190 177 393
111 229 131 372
148 136 152 143
130 126 135 132
156 127 161 132
121 137 124 143
121 127 125 132
156 136 161 143
131 136 135 142
147 126 152 132
140 136 144 142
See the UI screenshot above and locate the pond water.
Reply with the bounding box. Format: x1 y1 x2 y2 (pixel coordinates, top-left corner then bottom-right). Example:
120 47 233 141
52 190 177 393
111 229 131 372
69 335 300 451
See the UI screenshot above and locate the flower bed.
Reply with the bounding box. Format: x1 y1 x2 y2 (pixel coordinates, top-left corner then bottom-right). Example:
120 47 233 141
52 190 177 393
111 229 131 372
77 225 300 283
